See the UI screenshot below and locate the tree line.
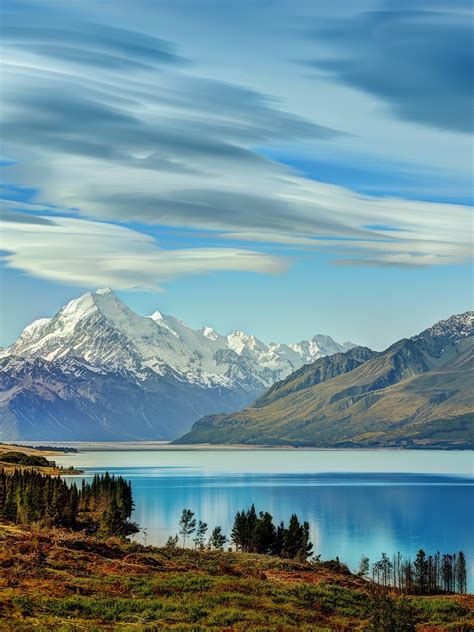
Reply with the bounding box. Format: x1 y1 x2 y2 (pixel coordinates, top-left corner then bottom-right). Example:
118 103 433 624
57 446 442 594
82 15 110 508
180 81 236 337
1 469 468 595
7 444 78 453
0 469 138 537
0 451 51 467
231 504 313 560
169 504 313 561
361 549 467 595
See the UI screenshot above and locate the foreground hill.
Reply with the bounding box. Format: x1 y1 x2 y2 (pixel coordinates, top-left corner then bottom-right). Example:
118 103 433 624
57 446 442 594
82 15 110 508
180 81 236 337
0 523 472 631
0 288 353 441
177 312 474 448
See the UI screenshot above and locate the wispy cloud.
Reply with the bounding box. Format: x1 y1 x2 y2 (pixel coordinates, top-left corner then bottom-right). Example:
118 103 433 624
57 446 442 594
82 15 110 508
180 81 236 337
304 4 474 133
0 2 472 289
0 214 287 290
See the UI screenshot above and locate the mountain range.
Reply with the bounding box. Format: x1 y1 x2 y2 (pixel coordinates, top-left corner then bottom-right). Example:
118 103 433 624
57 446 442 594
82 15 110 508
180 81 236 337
0 288 353 441
177 312 474 448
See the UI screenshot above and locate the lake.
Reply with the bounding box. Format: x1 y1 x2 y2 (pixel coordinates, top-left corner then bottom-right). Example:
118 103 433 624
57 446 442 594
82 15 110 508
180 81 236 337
56 447 474 589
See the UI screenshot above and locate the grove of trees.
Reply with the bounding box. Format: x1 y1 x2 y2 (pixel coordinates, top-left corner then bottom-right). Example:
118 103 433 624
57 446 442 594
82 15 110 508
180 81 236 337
170 505 313 561
0 469 138 537
1 468 468 597
369 549 467 595
231 504 313 560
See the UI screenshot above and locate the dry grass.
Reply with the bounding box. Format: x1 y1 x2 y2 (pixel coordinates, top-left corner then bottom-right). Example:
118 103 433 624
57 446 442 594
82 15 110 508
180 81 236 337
0 522 472 631
0 444 82 475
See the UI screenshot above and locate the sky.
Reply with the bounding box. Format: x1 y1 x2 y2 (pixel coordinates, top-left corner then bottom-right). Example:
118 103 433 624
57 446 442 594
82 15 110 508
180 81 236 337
0 0 472 350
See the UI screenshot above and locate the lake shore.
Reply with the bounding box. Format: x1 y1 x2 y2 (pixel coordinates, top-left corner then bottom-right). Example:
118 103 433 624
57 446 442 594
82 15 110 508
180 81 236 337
11 440 474 452
0 442 71 457
0 443 83 475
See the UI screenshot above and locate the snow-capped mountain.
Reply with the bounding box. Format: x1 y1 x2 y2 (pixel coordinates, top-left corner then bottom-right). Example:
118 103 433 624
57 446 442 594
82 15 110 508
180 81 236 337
0 288 355 441
6 288 354 391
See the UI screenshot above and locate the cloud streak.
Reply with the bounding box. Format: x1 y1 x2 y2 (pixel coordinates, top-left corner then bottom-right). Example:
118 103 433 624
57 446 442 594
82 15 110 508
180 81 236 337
0 2 472 288
304 5 474 133
0 214 286 290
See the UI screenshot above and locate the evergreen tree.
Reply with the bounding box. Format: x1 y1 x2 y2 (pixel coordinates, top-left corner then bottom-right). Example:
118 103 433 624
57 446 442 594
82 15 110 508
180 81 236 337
273 521 285 557
281 514 313 560
231 510 247 551
253 511 276 554
208 526 227 550
165 534 179 549
0 470 5 516
456 551 467 594
0 469 137 536
179 509 196 548
231 504 258 552
414 549 428 594
441 553 454 593
358 555 370 578
299 521 313 561
193 520 208 550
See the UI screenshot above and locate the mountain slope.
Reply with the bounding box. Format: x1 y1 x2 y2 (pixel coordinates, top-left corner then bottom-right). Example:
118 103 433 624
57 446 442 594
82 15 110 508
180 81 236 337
176 312 474 448
0 289 353 441
0 356 252 441
6 288 353 391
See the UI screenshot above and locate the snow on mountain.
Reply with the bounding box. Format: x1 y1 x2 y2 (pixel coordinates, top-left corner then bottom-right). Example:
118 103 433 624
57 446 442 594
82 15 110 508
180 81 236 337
5 288 354 392
288 335 356 363
415 311 473 343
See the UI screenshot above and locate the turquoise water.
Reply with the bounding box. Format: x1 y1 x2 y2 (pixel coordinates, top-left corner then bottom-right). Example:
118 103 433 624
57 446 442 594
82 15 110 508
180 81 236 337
57 448 474 588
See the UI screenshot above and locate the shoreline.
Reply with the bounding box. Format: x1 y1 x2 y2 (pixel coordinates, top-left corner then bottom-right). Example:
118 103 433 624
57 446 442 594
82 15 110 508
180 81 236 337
7 440 473 452
0 443 84 475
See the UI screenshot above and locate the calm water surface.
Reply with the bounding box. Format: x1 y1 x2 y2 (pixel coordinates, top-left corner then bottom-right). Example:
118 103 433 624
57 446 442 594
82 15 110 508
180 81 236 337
57 449 474 588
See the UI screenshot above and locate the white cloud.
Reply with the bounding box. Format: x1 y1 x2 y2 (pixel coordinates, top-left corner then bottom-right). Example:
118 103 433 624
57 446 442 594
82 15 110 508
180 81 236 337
0 216 287 290
0 5 472 276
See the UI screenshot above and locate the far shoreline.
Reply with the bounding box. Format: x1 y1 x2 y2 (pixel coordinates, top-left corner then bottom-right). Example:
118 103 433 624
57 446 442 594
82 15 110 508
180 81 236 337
7 440 473 452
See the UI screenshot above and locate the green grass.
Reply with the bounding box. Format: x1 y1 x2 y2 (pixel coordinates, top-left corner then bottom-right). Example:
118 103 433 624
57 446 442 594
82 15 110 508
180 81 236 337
0 523 472 631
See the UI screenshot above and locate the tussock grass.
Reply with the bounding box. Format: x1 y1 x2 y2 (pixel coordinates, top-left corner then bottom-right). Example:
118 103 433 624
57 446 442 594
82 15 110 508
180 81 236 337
0 522 472 631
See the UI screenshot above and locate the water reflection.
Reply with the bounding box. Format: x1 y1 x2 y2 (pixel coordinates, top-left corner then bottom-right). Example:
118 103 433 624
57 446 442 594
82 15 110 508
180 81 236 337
76 468 473 588
57 449 473 589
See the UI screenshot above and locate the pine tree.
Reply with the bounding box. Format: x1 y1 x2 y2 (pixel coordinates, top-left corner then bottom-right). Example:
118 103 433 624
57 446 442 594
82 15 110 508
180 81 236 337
414 550 428 594
456 551 467 594
179 509 196 548
193 520 208 550
441 554 454 592
283 514 310 559
231 510 247 551
253 511 276 554
208 526 227 550
0 470 6 516
273 521 285 557
298 521 313 561
358 555 370 578
165 534 179 549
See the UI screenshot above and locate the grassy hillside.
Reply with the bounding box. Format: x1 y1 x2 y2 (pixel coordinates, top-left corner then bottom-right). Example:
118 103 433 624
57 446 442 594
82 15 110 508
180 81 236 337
0 444 81 475
178 333 473 448
0 522 472 631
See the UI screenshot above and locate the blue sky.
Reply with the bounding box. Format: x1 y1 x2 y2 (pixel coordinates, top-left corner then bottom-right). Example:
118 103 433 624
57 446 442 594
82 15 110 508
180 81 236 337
0 0 472 350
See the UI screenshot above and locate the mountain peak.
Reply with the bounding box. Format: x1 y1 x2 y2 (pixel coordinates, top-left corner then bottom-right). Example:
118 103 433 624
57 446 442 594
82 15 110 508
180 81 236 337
201 326 219 341
227 330 264 355
58 288 131 326
416 310 474 343
6 288 354 392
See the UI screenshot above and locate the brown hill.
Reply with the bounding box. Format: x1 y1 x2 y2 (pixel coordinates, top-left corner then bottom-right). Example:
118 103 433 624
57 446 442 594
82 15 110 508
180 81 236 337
176 312 473 448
